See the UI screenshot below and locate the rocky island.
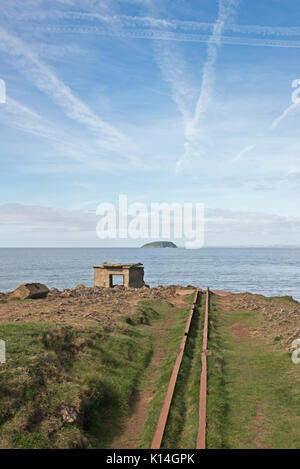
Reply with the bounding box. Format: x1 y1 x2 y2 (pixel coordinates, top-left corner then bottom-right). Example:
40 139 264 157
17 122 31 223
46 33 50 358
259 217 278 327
141 241 177 248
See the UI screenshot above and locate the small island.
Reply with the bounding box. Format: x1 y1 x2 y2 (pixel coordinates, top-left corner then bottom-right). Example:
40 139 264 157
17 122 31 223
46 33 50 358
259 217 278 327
141 241 177 248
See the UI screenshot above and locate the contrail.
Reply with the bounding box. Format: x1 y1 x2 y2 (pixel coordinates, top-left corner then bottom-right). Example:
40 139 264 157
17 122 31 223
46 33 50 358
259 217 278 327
19 23 300 48
1 97 140 171
271 102 299 129
233 144 256 162
175 0 241 174
194 0 240 126
0 26 133 153
14 11 300 38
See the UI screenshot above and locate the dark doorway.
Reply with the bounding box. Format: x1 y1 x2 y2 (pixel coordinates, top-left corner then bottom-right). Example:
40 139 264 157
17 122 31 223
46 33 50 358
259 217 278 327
109 274 124 287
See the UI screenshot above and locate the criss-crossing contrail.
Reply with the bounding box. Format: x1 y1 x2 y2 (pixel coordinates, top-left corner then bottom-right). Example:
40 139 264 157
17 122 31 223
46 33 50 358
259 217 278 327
0 25 133 152
174 0 241 174
13 10 300 39
19 23 300 49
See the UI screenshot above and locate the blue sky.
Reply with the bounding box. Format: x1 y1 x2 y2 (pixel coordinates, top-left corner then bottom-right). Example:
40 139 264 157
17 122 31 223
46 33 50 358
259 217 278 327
0 0 300 247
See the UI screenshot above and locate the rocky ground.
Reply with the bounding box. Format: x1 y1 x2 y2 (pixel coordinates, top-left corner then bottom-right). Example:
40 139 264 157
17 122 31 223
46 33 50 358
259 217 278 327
0 284 193 329
0 285 299 350
214 291 300 351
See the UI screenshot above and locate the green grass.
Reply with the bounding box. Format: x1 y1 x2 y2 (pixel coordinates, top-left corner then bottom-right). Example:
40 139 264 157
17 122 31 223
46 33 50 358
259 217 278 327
265 295 299 305
0 297 29 304
4 290 297 449
0 300 170 449
125 301 161 326
206 294 300 449
206 296 227 449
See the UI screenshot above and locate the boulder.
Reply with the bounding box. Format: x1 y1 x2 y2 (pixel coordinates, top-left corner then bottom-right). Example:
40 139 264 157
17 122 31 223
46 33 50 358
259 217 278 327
49 287 60 295
10 283 49 300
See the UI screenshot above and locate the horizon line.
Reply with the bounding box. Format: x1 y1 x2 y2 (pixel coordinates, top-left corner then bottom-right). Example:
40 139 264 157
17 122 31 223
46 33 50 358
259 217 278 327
1 245 300 249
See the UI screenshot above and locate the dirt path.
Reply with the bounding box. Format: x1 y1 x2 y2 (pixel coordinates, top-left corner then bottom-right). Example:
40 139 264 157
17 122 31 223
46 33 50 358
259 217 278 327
252 403 269 449
112 291 193 449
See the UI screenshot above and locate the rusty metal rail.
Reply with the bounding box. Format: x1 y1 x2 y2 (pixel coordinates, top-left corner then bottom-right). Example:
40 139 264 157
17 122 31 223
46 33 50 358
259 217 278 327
196 287 210 449
151 288 199 449
151 287 210 450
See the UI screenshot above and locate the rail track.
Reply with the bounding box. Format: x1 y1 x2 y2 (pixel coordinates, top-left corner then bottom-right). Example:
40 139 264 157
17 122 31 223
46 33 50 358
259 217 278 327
151 287 210 450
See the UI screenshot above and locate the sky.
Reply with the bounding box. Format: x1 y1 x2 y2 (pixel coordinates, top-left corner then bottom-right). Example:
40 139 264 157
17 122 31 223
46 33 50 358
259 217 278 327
0 0 300 247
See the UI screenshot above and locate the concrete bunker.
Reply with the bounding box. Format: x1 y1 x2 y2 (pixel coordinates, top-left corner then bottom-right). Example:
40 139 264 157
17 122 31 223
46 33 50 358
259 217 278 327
93 262 145 288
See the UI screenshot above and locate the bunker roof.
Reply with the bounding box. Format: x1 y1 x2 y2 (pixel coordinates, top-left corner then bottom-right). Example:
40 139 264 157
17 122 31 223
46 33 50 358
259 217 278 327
94 262 143 269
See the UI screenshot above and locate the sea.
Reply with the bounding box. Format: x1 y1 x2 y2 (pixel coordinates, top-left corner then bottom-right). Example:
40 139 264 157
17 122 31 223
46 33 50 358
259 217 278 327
0 247 299 301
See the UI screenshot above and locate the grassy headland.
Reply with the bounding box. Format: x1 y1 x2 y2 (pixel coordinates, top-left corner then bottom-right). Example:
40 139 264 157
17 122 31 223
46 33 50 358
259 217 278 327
0 298 178 449
206 292 300 449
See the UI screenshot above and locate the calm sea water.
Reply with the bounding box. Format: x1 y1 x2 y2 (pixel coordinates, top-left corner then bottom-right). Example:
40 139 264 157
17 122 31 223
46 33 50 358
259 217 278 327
0 248 299 301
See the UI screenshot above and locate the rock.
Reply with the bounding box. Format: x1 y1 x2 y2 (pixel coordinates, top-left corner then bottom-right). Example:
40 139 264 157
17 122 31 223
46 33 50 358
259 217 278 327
10 283 49 300
60 289 75 297
49 287 60 295
59 405 79 424
141 241 177 248
75 284 86 290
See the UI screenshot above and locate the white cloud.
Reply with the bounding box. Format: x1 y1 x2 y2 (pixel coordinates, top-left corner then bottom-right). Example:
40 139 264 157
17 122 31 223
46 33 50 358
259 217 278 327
0 26 134 155
206 208 300 225
0 97 141 171
0 203 96 232
1 203 299 247
233 144 256 162
154 44 196 131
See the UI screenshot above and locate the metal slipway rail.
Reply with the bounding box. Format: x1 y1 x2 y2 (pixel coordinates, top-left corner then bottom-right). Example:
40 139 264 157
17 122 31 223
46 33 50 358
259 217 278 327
151 287 210 450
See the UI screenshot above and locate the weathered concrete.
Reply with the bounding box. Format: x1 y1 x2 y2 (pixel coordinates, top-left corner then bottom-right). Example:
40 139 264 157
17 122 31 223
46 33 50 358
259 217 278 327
10 283 49 300
93 263 145 288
